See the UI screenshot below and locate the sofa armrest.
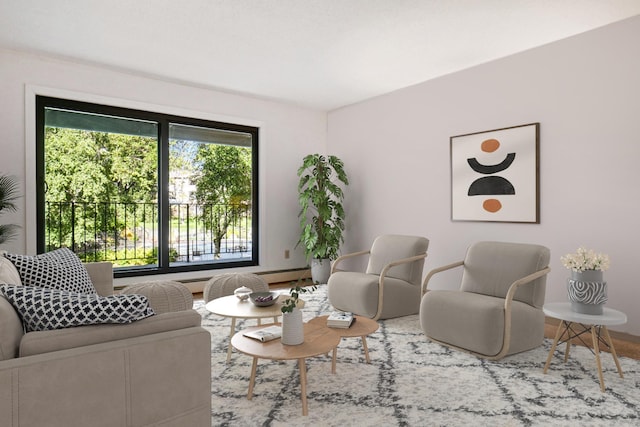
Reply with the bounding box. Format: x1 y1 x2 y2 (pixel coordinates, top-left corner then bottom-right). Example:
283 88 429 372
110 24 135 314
84 262 114 296
20 309 202 357
1 326 211 427
0 296 23 360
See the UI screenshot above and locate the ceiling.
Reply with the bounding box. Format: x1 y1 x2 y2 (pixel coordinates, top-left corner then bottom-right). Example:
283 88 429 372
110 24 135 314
1 1 639 111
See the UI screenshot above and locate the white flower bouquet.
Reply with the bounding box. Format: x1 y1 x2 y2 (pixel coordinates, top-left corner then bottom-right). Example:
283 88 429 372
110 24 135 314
560 247 610 272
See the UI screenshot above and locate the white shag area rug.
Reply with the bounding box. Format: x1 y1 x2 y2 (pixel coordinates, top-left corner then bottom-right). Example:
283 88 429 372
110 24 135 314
197 284 640 427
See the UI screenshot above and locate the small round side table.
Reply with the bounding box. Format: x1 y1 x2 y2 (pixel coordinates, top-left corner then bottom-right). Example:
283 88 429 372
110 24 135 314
206 294 305 363
542 302 627 392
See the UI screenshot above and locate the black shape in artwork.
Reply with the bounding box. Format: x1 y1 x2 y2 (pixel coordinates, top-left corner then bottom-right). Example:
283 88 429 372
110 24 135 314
467 153 516 175
468 176 515 196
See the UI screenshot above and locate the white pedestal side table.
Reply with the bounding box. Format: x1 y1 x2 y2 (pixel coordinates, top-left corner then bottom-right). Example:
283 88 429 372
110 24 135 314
542 302 627 392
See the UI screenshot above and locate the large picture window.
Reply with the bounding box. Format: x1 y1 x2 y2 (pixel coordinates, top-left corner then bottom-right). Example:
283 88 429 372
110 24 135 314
36 96 259 277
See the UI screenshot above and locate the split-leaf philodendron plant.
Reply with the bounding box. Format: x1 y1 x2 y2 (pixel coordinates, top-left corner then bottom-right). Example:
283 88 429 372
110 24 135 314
0 174 20 245
297 154 349 262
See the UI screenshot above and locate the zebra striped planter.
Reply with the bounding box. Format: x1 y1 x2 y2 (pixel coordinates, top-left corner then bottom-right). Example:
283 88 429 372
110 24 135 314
567 269 607 315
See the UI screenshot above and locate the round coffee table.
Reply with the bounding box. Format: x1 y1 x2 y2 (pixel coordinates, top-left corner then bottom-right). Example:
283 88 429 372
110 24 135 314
231 322 340 416
308 315 379 373
206 294 305 362
543 302 627 392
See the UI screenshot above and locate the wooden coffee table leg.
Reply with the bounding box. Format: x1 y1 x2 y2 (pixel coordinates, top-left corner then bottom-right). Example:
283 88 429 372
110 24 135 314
361 335 371 363
298 358 308 416
591 326 605 392
227 317 237 363
331 347 337 374
247 357 258 400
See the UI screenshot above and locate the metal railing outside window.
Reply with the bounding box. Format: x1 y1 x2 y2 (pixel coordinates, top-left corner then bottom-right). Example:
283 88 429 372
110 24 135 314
45 201 252 267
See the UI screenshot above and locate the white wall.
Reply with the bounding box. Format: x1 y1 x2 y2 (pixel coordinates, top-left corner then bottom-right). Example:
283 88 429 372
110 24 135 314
327 16 640 335
0 48 326 284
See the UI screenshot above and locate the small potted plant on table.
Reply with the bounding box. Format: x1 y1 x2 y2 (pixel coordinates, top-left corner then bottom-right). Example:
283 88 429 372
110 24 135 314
561 246 610 314
280 280 316 345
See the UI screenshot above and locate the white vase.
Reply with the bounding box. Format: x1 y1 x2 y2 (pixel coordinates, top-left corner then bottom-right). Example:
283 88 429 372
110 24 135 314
281 307 304 345
567 270 607 315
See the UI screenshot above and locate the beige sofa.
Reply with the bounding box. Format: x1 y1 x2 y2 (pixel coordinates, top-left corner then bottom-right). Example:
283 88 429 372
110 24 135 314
0 262 211 427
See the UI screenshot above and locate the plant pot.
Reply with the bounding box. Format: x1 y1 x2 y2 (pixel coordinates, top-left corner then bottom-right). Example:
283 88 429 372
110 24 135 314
567 270 607 315
311 258 331 285
281 308 304 345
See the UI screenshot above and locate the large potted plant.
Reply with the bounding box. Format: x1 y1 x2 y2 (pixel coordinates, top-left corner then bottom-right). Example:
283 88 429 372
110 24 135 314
0 174 20 245
297 154 349 284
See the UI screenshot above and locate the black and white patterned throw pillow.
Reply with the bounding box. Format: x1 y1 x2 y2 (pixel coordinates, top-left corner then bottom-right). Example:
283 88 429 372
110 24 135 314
0 285 155 332
4 248 97 294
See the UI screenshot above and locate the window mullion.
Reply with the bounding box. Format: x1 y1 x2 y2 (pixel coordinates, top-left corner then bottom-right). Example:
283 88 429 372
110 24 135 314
158 119 170 272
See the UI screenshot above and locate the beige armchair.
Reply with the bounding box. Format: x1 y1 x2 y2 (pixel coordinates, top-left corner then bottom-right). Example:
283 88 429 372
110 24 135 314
420 241 550 360
327 235 429 320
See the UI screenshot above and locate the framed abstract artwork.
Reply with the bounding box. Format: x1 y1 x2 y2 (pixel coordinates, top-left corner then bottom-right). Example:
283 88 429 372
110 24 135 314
450 123 540 223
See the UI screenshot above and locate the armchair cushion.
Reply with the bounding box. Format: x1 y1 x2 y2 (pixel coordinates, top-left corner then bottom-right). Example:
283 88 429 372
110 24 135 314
0 285 154 332
366 235 428 285
421 290 543 356
328 272 379 318
460 241 549 307
4 248 96 294
328 272 421 319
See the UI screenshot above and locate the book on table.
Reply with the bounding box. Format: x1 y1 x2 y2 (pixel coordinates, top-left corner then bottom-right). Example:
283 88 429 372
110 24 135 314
327 311 355 328
242 325 282 342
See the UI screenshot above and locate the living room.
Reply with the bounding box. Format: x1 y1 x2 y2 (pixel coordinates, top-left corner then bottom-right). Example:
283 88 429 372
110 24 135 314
2 2 639 336
1 2 640 425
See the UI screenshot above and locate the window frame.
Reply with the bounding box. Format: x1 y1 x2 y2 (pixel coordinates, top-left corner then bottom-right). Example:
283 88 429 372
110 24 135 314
36 95 260 278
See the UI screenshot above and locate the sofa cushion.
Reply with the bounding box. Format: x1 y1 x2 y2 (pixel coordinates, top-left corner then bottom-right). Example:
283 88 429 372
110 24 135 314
0 285 155 332
0 254 22 286
4 248 97 294
19 309 202 356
